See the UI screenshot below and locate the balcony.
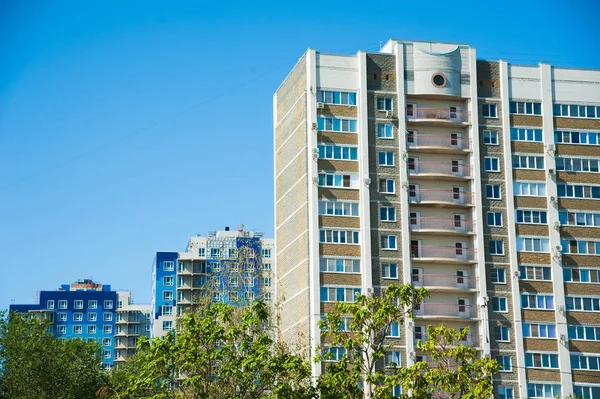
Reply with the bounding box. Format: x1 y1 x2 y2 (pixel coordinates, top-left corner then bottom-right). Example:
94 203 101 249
410 217 475 235
414 303 479 319
409 189 474 207
411 245 477 263
407 108 470 125
407 133 471 154
408 162 473 180
412 274 479 291
415 334 481 348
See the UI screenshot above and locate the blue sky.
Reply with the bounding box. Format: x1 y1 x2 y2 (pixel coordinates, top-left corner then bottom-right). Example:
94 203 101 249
1 0 599 309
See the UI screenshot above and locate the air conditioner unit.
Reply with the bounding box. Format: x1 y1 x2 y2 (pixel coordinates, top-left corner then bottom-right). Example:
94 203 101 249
513 270 520 278
548 169 556 176
557 305 565 313
546 143 556 152
408 351 416 361
316 102 325 109
311 122 318 131
554 221 561 229
312 177 319 185
312 148 319 159
364 178 371 186
385 110 393 118
555 245 563 252
549 196 557 203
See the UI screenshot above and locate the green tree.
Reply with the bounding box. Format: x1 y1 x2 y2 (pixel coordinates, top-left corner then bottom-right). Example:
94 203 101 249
316 284 429 399
317 285 500 399
392 325 500 399
105 300 315 399
0 310 105 399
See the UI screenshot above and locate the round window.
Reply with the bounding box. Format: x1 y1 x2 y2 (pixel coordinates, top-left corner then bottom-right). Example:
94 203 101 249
432 73 447 88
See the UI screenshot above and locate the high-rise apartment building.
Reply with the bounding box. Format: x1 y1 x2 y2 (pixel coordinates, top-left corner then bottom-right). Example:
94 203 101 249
152 226 274 338
274 39 600 398
9 279 151 370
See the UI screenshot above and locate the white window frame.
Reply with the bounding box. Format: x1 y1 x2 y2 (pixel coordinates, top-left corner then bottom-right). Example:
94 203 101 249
484 157 500 172
482 130 498 145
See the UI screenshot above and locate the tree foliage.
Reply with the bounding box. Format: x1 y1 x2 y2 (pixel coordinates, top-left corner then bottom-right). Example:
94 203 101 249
317 284 500 399
102 300 315 399
0 310 106 399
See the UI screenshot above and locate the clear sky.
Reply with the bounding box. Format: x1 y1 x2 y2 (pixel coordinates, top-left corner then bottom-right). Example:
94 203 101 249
1 0 599 309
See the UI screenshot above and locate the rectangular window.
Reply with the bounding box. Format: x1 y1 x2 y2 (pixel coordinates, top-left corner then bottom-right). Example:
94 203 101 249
514 181 546 196
163 276 174 286
316 90 357 106
387 322 400 337
380 207 396 222
566 296 600 311
57 325 66 334
381 235 397 250
317 117 357 133
103 325 112 334
47 300 55 309
510 101 542 115
555 130 600 145
496 355 512 371
516 209 548 225
102 337 111 346
384 351 401 367
88 325 97 334
162 305 173 316
482 103 497 118
73 312 83 322
525 352 559 369
497 386 513 399
560 239 600 255
491 297 507 312
320 258 360 273
521 294 554 310
482 130 498 145
559 210 600 227
379 179 395 193
323 347 346 361
87 312 97 322
377 97 393 111
568 324 600 341
378 151 394 166
58 300 67 309
103 312 112 321
484 157 499 171
73 325 82 334
519 265 552 281
319 229 360 244
318 200 359 217
522 323 557 338
58 312 67 322
318 144 358 161
162 321 173 331
491 268 506 284
564 268 600 283
489 240 504 255
103 300 113 309
487 212 503 227
163 261 174 271
554 103 600 119
382 263 398 279
199 248 205 257
557 183 600 199
557 156 600 173
574 385 600 399
377 124 393 138
74 300 83 309
163 291 173 301
516 237 550 252
486 184 501 199
510 127 543 142
320 286 361 303
318 172 354 189
512 154 545 169
88 300 97 309
494 326 510 341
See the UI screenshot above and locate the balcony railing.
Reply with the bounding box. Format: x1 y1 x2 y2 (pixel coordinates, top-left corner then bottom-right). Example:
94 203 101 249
411 245 476 261
407 134 471 150
409 189 474 205
412 274 478 290
414 303 479 318
415 334 481 348
408 162 473 178
409 217 475 233
407 108 470 123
